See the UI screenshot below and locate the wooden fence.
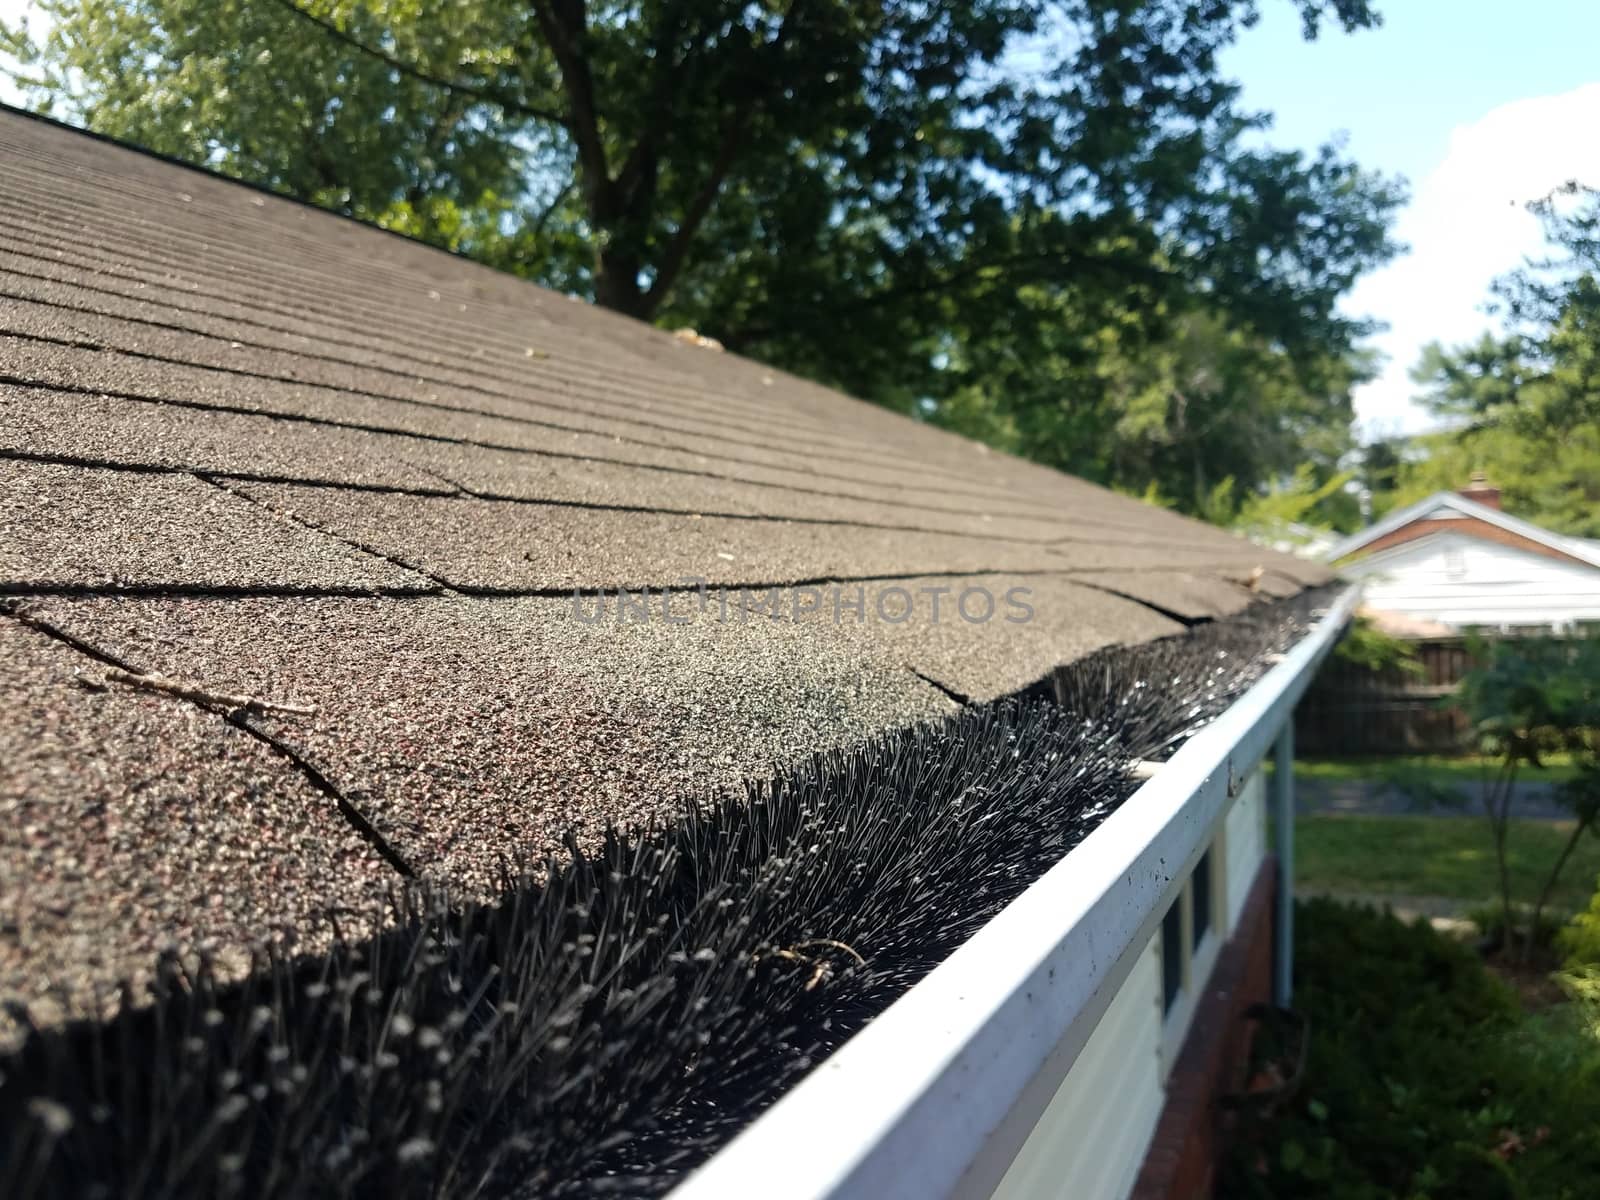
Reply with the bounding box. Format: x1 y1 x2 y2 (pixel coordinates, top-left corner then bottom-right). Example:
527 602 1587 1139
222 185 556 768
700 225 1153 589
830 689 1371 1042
1294 638 1472 756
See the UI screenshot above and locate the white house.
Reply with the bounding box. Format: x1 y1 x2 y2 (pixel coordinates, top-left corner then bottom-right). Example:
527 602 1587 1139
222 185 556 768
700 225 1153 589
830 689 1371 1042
1324 478 1600 634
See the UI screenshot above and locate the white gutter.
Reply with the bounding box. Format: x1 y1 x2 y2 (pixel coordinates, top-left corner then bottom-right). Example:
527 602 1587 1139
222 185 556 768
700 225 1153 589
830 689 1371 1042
672 583 1359 1200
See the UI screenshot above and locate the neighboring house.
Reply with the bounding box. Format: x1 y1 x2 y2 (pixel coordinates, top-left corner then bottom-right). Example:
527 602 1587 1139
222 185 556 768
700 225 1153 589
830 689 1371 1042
1325 476 1600 633
0 107 1353 1200
1297 478 1600 755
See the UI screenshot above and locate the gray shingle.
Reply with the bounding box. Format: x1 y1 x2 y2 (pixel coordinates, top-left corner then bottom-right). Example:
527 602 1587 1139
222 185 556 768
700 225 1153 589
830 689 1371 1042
0 107 1333 1025
0 617 394 1042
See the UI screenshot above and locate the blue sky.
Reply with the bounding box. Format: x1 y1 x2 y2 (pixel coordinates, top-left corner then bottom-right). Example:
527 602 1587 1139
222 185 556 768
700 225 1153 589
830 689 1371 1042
1221 0 1600 435
5 0 1599 438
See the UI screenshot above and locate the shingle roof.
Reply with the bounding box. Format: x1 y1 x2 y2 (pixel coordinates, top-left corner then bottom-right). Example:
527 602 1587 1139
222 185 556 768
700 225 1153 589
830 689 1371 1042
0 106 1329 1028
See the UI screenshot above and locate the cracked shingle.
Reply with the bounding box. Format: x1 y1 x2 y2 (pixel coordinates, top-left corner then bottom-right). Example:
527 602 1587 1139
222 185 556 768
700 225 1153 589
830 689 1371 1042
0 617 395 1044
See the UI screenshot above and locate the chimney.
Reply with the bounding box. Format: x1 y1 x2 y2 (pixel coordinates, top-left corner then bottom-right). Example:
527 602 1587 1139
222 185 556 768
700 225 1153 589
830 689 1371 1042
1459 471 1502 511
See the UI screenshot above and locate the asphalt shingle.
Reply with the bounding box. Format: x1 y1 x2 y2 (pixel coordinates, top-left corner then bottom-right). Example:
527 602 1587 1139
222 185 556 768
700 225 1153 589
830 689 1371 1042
0 107 1333 1025
0 459 432 592
0 617 394 1041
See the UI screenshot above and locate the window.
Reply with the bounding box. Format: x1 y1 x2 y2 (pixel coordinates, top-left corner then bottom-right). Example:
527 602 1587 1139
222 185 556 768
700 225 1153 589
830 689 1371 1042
1191 849 1213 950
1161 897 1184 1014
1160 842 1222 1026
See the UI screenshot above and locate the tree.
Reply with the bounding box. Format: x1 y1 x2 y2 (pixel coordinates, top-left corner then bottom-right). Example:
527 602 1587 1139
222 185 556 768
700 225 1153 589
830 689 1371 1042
1379 186 1600 536
2 1 1403 512
1455 636 1600 962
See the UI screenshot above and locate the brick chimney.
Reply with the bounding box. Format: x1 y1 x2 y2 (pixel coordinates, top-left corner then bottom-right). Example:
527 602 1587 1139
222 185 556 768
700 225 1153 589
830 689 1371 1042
1458 471 1502 510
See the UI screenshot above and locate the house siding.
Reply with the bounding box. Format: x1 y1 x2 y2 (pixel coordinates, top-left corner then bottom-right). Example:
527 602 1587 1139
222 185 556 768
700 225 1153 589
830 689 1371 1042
987 768 1271 1200
1129 859 1277 1200
1224 771 1266 929
1347 515 1588 567
1340 531 1600 630
988 939 1165 1200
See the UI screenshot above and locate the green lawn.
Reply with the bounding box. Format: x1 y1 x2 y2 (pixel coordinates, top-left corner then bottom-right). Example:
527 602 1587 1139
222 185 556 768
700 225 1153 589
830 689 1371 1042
1297 814 1600 915
1292 753 1579 786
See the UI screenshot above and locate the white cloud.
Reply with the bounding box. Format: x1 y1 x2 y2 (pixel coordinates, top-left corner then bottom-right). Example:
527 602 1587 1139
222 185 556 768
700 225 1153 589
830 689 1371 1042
1350 82 1600 438
0 0 47 107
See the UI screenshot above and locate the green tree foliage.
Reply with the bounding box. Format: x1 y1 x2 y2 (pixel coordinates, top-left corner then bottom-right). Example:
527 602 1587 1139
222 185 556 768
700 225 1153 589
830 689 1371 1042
1382 186 1600 535
1 1 1403 514
1333 613 1422 675
1455 636 1600 960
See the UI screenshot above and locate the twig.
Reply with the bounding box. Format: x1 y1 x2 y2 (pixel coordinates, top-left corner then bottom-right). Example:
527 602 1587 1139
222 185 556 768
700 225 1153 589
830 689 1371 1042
1128 759 1163 781
102 669 315 717
756 939 867 991
789 939 866 966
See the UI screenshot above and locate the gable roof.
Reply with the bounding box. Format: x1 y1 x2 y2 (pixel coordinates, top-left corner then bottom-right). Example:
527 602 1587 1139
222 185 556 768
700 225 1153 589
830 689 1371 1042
0 105 1327 1025
1325 490 1600 571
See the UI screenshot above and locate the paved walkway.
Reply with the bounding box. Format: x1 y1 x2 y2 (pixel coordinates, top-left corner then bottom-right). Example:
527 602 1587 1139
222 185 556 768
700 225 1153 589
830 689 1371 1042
1298 776 1570 820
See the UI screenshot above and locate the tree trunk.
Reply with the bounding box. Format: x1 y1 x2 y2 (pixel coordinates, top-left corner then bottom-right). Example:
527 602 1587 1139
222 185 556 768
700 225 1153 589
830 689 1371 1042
1484 756 1517 952
1526 813 1593 961
593 248 654 319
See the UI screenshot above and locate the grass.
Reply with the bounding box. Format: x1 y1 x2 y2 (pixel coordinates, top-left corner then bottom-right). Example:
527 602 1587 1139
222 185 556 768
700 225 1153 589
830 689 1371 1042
1293 752 1580 786
1297 814 1600 915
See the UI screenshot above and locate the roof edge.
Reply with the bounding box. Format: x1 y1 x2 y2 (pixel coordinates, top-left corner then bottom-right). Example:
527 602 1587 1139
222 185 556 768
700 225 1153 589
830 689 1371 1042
1326 491 1600 570
670 584 1360 1200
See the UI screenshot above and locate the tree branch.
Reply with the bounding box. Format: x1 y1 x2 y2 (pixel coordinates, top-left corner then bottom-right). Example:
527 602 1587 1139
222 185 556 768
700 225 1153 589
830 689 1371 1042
533 178 576 237
643 118 747 308
529 0 612 211
614 1 690 207
640 0 809 311
268 0 568 126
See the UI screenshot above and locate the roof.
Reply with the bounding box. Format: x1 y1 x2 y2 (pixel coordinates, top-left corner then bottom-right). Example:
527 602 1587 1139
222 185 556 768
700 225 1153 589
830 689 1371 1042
0 106 1328 1025
1326 490 1600 570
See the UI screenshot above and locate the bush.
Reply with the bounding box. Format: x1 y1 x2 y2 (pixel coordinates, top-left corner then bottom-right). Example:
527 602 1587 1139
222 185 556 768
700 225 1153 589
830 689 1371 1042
1468 902 1568 954
1559 875 1600 967
1221 898 1600 1200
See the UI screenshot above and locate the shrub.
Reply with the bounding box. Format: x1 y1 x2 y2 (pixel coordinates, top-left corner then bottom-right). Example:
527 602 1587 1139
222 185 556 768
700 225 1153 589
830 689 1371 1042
1221 898 1600 1200
1560 876 1600 967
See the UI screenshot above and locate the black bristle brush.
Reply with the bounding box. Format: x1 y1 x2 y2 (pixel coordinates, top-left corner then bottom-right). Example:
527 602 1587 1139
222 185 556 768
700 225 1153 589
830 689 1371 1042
1051 588 1326 761
0 591 1328 1200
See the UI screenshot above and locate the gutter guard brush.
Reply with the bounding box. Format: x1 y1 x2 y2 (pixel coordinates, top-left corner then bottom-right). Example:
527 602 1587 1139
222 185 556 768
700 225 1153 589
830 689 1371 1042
1051 590 1324 761
0 591 1329 1199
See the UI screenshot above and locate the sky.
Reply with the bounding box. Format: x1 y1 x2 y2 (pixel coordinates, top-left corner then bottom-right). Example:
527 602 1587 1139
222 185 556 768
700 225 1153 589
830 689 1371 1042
3 1 1600 439
1220 0 1600 437
0 0 36 106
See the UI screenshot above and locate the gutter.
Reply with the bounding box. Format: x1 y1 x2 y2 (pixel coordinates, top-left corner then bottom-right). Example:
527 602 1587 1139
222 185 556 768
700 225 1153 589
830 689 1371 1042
672 583 1359 1200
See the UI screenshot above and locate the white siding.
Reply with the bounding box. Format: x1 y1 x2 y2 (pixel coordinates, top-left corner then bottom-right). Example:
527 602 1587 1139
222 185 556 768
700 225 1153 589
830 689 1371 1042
1224 770 1267 929
989 938 1164 1200
989 772 1272 1200
1343 531 1600 630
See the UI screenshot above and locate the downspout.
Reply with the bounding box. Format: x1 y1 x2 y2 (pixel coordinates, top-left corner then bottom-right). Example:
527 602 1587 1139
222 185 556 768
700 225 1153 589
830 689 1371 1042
1273 720 1295 1007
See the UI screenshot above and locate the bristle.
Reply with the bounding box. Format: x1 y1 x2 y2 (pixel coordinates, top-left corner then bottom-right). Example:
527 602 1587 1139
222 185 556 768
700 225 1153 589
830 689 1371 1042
0 590 1330 1199
1051 590 1323 760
